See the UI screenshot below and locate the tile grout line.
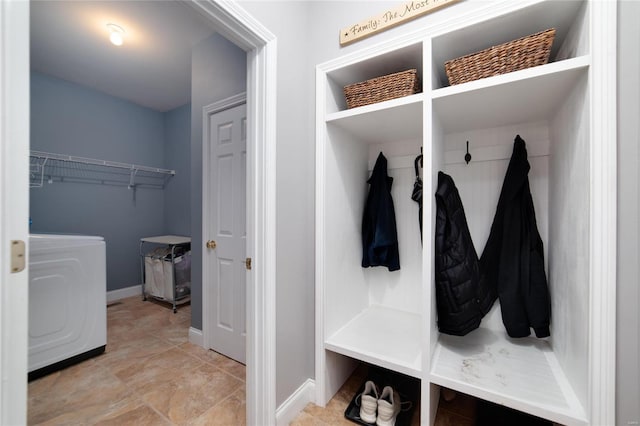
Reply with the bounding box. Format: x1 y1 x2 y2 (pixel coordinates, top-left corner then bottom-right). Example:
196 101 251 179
174 343 247 383
145 400 177 426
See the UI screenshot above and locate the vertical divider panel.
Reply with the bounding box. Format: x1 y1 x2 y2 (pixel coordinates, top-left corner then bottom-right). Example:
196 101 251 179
314 64 330 406
586 1 617 424
549 73 590 411
314 63 327 407
421 36 440 426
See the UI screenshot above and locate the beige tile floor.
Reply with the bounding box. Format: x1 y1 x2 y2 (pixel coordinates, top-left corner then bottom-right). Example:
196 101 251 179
28 296 246 425
28 295 477 426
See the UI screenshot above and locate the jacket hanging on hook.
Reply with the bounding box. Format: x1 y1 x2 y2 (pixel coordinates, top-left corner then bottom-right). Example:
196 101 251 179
362 152 400 271
435 172 496 335
480 135 551 338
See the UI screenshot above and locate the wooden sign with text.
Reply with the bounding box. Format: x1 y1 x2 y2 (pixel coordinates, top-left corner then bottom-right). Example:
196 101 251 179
340 0 460 46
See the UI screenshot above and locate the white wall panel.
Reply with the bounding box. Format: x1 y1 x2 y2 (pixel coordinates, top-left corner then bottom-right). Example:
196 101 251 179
323 128 370 337
549 74 590 409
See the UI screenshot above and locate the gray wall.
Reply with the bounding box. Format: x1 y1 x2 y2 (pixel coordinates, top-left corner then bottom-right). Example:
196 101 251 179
238 1 315 406
164 104 191 236
30 71 166 291
617 2 640 425
190 33 247 330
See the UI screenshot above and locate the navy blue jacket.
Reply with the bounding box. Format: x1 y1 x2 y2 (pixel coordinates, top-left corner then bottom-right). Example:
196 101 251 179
362 153 400 271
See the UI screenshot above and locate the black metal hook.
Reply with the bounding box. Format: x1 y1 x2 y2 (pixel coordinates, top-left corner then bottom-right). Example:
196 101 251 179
465 141 472 164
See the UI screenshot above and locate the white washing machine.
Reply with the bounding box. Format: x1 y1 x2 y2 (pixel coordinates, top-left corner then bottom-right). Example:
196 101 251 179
28 234 106 380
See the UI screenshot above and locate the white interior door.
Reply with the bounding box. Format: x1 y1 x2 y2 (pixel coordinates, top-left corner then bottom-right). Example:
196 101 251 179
204 100 247 364
0 0 29 424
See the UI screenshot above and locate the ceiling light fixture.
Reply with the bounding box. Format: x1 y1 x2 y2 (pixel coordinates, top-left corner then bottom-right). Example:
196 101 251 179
107 23 125 46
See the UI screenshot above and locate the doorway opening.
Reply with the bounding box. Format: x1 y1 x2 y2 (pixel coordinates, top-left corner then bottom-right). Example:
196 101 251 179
20 1 276 424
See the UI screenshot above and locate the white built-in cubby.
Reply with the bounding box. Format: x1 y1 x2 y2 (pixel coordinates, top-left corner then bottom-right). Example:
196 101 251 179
315 1 616 425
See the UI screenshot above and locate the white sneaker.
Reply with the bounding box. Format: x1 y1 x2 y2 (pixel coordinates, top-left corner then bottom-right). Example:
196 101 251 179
357 380 379 424
376 386 401 426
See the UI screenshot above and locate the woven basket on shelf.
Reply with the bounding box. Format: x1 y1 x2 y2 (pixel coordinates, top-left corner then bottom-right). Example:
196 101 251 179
445 28 556 86
344 69 421 109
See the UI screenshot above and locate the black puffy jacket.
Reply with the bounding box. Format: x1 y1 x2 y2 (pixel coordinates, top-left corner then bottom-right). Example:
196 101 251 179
481 135 551 338
435 172 496 335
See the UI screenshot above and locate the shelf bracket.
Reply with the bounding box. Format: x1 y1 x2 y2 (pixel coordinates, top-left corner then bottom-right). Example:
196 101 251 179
30 157 48 189
128 167 138 189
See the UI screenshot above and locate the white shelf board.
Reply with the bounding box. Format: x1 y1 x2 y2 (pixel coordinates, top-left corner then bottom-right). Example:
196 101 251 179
326 94 423 145
432 56 590 133
324 305 422 378
430 328 587 425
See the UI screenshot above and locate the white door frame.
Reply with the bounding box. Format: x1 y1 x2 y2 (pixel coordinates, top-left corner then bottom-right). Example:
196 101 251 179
0 0 277 424
186 2 277 425
0 0 30 424
202 92 247 358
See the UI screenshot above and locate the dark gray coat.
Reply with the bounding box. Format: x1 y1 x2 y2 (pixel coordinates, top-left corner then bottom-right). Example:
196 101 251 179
480 135 551 338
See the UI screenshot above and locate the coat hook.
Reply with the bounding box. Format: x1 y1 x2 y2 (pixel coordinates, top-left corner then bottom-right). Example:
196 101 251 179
465 141 472 164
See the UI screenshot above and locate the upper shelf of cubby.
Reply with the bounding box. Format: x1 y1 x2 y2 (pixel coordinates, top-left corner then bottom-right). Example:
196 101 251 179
431 55 589 134
324 42 423 115
431 0 587 90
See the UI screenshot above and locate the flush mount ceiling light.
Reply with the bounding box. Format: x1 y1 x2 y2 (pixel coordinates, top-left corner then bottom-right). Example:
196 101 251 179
106 23 125 46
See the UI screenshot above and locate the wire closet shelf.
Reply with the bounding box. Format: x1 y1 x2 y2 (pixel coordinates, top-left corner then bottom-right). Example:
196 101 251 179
30 150 175 189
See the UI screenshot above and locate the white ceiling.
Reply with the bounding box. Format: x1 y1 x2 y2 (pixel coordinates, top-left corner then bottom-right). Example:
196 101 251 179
30 1 218 112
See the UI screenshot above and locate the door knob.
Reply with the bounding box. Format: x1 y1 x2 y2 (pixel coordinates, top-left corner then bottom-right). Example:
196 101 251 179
206 240 217 249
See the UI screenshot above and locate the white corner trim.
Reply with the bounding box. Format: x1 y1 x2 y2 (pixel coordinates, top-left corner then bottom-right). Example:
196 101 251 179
276 379 316 426
106 285 142 303
183 1 275 52
189 327 204 347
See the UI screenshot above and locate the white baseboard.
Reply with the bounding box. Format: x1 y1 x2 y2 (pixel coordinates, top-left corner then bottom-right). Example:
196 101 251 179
189 327 204 347
276 378 315 426
106 284 142 303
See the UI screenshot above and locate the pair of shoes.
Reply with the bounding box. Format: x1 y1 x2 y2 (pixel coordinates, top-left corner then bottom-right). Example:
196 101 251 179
356 381 403 426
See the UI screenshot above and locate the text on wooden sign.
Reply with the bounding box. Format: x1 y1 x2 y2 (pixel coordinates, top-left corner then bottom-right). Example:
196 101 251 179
340 0 460 46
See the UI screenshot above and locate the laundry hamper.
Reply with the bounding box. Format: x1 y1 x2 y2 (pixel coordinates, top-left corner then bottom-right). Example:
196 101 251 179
144 247 191 302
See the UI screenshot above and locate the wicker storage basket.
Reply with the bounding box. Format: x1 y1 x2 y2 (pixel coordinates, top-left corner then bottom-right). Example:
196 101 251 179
445 28 556 85
344 69 421 109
